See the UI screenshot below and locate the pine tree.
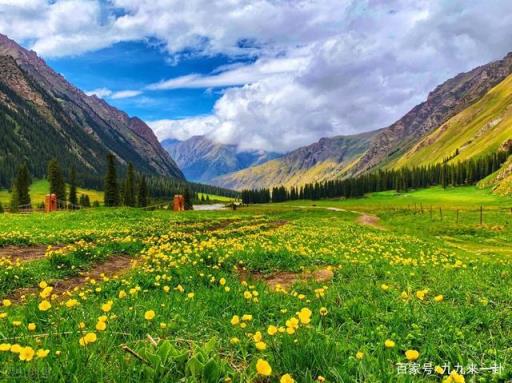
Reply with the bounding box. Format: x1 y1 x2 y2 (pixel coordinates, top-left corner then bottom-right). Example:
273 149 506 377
47 159 66 205
123 163 136 207
10 183 19 212
183 188 194 210
137 175 148 208
68 166 78 208
104 154 119 207
15 163 31 207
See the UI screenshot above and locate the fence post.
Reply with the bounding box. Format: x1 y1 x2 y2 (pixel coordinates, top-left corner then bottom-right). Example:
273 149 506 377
440 207 443 221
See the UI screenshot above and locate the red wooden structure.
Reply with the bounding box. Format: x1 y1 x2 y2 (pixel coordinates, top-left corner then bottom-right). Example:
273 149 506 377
44 194 57 212
173 195 185 211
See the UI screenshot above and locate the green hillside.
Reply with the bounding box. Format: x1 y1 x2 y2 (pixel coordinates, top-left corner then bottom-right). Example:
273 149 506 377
393 74 512 169
0 179 103 206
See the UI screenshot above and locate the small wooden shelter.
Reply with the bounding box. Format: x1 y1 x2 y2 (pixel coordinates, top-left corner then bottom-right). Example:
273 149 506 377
173 194 185 211
45 194 57 212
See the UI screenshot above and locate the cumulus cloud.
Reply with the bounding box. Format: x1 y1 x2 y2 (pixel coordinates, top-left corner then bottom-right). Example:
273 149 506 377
149 116 220 142
2 1 512 152
85 88 112 98
85 88 141 100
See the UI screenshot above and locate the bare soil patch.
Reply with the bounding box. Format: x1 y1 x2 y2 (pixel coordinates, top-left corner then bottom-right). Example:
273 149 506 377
240 267 334 290
0 245 63 262
356 214 385 230
9 255 135 301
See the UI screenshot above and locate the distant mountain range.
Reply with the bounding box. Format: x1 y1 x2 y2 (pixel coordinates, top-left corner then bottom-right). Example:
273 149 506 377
162 135 280 183
0 34 183 188
206 52 512 191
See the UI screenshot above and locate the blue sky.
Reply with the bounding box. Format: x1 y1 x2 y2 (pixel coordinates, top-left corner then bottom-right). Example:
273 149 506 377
1 1 512 152
47 41 243 121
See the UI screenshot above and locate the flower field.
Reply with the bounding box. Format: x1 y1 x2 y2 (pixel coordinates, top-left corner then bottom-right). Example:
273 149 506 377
0 190 511 382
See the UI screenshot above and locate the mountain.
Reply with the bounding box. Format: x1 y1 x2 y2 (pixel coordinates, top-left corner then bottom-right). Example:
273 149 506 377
0 34 183 188
353 52 512 174
213 52 512 191
393 74 512 168
162 135 280 183
212 131 378 190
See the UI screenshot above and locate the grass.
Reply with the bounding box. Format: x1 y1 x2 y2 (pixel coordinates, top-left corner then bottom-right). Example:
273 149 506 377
393 73 512 169
283 185 512 210
197 192 235 202
0 187 511 381
0 180 103 206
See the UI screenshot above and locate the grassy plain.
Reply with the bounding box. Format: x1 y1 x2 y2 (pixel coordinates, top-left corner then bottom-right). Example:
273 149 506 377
0 186 511 382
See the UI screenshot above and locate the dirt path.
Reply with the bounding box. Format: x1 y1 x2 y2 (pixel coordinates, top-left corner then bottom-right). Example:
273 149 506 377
285 205 385 230
0 245 63 262
239 267 334 290
356 213 385 230
9 255 135 301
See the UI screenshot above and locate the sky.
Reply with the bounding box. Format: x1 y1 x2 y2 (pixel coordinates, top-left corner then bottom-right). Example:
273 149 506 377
1 0 512 153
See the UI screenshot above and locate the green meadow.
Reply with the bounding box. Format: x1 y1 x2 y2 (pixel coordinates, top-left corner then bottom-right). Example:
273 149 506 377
0 186 510 382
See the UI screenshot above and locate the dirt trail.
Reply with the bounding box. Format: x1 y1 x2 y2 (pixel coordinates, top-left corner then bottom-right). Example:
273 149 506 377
240 267 334 290
286 205 385 230
9 255 135 301
0 245 63 262
356 213 385 230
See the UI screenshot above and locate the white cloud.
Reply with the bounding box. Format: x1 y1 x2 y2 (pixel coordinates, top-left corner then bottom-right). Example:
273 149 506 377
147 56 309 90
148 116 219 141
85 87 112 98
3 1 512 152
111 90 142 99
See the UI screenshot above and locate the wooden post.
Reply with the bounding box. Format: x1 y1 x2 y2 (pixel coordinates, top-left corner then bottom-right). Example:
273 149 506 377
439 207 443 221
45 194 57 213
173 195 185 211
480 205 483 225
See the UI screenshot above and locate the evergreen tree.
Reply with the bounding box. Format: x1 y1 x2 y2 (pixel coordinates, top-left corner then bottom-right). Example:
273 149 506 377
68 166 78 208
10 183 19 212
137 175 148 208
47 159 66 205
123 163 136 207
15 163 31 207
103 154 119 207
183 188 194 210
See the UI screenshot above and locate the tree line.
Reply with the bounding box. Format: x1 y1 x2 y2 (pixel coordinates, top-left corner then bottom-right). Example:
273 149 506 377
241 147 512 204
3 154 240 212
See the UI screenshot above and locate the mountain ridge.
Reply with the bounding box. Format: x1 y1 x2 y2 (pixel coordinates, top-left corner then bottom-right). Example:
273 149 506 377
0 33 183 188
162 135 280 183
212 51 512 190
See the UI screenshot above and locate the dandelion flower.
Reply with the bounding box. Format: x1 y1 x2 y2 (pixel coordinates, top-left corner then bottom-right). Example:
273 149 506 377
79 332 97 346
267 325 278 336
230 315 240 326
36 349 50 359
356 351 364 360
256 358 272 376
255 341 267 351
405 349 419 361
96 321 107 331
384 339 395 348
19 346 35 361
281 374 295 383
434 295 444 302
38 300 51 311
144 310 155 320
28 323 36 331
2 299 11 307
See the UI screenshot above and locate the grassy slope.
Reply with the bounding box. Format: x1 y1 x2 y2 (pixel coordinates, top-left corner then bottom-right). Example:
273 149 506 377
0 179 103 205
283 185 511 210
1 187 512 381
393 74 512 168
